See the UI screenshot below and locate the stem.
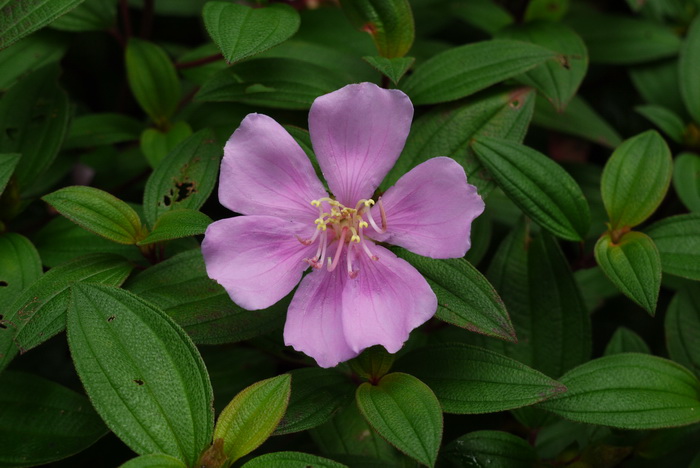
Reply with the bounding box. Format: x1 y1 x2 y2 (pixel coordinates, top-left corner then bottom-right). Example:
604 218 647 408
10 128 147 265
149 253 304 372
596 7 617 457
119 0 132 39
140 0 155 38
175 53 225 69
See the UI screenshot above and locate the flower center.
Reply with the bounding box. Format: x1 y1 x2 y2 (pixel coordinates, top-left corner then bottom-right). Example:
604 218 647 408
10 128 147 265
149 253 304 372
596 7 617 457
298 197 387 278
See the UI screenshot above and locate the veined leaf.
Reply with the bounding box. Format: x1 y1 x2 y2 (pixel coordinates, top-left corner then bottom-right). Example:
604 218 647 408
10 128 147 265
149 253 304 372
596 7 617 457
646 214 700 281
673 153 700 212
604 327 650 356
0 233 41 310
137 209 211 245
64 113 143 150
0 0 86 49
0 30 66 92
241 452 347 468
362 55 414 84
636 105 686 143
666 286 700 377
140 121 192 168
340 0 414 58
0 153 19 195
680 16 700 124
119 454 186 468
442 430 537 468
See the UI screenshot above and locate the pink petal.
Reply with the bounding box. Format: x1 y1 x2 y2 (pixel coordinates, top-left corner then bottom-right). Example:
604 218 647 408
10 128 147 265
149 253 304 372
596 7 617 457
284 268 355 368
370 157 485 258
202 215 315 310
309 83 413 206
219 113 327 222
342 244 437 354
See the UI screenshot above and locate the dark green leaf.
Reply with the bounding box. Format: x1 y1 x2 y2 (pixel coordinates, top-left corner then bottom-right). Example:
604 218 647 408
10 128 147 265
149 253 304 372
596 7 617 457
646 214 700 281
119 454 186 468
396 344 565 414
630 59 686 118
0 0 86 49
473 136 590 241
356 372 442 467
574 266 620 313
401 40 556 105
43 186 144 245
362 56 414 84
0 153 19 196
50 0 116 32
340 0 414 58
539 353 700 429
142 129 221 228
349 346 396 383
203 2 299 64
673 153 700 212
498 21 587 111
140 121 193 168
214 374 291 464
64 113 143 150
0 371 107 467
396 249 515 341
125 38 181 126
137 209 211 245
524 0 569 21
450 0 513 35
0 31 66 92
442 430 536 468
636 105 686 143
680 16 700 124
0 233 41 309
241 452 348 468
595 231 661 315
601 130 672 229
126 249 285 344
533 94 622 148
67 283 214 466
604 327 650 355
274 368 354 435
665 286 700 377
0 254 133 371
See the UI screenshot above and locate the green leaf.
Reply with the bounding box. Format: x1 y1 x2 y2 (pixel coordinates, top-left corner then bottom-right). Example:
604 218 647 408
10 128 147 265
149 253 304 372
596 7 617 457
64 113 143 150
50 0 116 32
0 152 19 196
574 266 619 313
0 371 107 467
396 249 515 341
0 254 133 372
539 353 700 429
241 452 348 468
636 105 686 143
137 209 211 245
214 374 292 464
646 214 700 281
680 16 700 124
143 129 221 228
595 231 661 315
43 186 144 245
473 136 591 241
604 327 650 355
340 0 414 58
119 454 187 468
274 368 354 435
0 233 41 308
533 94 622 148
567 13 681 64
356 372 442 468
126 249 286 344
203 2 300 64
67 283 214 466
442 430 537 468
401 40 556 105
524 0 569 21
498 21 587 111
125 38 181 126
450 0 513 35
349 346 396 383
362 56 414 84
384 87 535 197
630 59 687 118
140 121 193 168
665 286 700 377
396 344 565 414
601 130 672 229
0 65 71 191
674 153 700 212
0 31 67 92
0 0 86 49
196 57 350 110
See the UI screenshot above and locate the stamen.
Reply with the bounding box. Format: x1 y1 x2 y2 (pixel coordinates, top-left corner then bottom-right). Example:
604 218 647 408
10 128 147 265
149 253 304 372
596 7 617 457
349 227 360 243
347 244 358 279
318 230 328 267
327 228 347 272
359 225 379 261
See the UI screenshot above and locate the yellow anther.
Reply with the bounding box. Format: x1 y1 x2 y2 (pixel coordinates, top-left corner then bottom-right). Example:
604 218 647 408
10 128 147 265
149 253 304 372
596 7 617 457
350 235 360 243
311 200 321 207
359 221 368 229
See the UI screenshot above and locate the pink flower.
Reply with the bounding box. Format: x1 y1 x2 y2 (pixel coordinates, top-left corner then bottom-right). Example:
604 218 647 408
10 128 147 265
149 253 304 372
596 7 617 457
202 82 484 368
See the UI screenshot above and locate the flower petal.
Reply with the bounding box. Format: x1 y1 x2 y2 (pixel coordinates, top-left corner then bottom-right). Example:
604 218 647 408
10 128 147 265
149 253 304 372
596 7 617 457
309 82 413 206
342 244 437 354
219 113 327 221
370 157 485 258
202 215 315 310
284 268 355 368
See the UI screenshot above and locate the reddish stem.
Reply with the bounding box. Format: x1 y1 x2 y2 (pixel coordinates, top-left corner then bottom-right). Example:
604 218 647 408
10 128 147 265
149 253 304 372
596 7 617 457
175 53 225 70
119 0 132 39
140 0 155 38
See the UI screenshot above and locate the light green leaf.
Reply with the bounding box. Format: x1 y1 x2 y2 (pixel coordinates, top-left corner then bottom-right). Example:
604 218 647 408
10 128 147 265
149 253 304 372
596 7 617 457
646 214 700 281
137 209 211 245
396 249 515 341
0 0 86 49
0 31 67 92
64 113 143 150
362 55 414 84
442 430 537 468
43 186 144 245
125 38 181 126
539 353 700 429
340 0 414 58
356 372 442 468
140 121 193 168
0 371 107 467
636 105 686 143
0 254 132 372
241 452 348 468
119 454 187 468
601 130 672 229
665 286 700 377
674 153 700 212
401 40 556 105
213 374 292 464
203 2 300 64
0 233 41 309
67 283 214 466
0 153 19 196
604 327 650 356
396 344 565 414
680 15 700 124
595 231 661 315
